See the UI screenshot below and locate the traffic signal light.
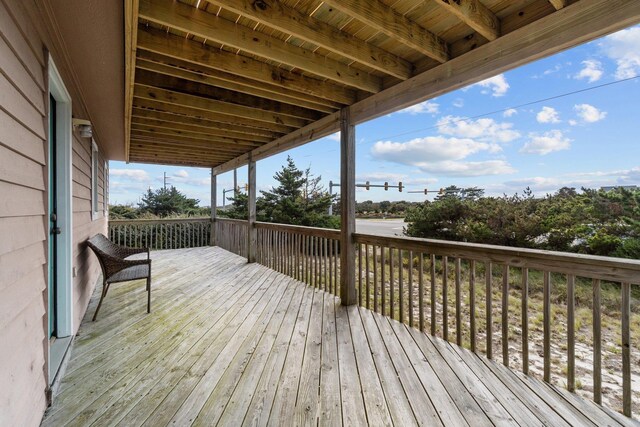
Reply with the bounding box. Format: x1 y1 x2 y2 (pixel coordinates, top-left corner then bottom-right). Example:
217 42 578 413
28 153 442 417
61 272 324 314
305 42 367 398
398 182 403 192
384 182 389 191
365 181 370 190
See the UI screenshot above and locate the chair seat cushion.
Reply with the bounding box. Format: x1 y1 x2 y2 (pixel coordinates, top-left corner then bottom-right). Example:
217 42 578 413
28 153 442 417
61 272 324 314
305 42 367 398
108 264 150 283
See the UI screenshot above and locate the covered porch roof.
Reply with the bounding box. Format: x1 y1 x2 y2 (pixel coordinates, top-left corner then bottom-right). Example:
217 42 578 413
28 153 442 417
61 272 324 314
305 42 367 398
120 0 640 170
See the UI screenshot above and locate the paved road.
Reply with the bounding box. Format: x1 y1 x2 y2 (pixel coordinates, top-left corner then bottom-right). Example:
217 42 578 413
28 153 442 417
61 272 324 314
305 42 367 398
355 218 407 237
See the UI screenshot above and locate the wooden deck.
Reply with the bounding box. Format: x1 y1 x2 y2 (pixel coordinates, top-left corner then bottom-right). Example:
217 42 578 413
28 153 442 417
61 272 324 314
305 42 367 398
42 247 635 427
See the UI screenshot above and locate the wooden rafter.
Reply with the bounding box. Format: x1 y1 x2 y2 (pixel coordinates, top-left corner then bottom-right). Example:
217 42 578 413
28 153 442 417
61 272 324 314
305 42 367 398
549 0 569 10
135 56 337 113
130 117 274 143
204 0 413 80
130 127 262 149
321 0 449 63
130 107 285 139
433 0 500 41
135 26 354 106
133 84 310 128
138 0 382 92
132 98 296 134
135 69 324 121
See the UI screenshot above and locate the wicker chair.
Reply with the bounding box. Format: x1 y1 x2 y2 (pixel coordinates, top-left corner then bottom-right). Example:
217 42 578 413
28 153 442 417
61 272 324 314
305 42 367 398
86 234 151 321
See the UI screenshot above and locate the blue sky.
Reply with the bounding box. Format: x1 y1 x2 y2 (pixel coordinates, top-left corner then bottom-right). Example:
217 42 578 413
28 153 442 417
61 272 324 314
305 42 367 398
110 25 640 207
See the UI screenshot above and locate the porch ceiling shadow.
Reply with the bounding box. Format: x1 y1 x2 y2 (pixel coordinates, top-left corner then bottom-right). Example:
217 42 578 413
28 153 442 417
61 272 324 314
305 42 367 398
123 0 640 169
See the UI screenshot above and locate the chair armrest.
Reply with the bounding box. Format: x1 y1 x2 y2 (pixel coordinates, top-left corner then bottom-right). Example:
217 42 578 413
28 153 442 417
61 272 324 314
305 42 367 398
101 252 151 279
120 246 149 258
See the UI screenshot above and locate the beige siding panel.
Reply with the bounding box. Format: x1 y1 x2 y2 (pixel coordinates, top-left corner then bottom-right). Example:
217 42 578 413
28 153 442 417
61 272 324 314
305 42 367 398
0 181 45 217
0 73 44 138
0 144 45 190
0 36 45 114
73 135 91 164
0 268 46 330
0 216 46 257
73 181 91 201
0 297 46 427
72 164 91 189
73 198 91 213
0 108 45 164
0 242 45 293
72 148 90 173
0 0 45 81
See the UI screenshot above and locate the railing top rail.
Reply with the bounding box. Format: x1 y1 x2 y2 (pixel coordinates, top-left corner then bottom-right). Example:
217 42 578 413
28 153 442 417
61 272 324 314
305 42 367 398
353 232 640 284
255 221 341 239
215 217 249 225
109 217 211 225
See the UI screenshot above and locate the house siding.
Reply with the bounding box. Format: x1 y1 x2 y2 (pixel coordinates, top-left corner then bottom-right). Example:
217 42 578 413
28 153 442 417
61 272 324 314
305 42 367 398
0 0 108 425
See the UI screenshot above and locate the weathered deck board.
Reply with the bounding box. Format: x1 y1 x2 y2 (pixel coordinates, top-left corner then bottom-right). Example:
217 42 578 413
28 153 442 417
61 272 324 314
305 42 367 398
41 247 635 427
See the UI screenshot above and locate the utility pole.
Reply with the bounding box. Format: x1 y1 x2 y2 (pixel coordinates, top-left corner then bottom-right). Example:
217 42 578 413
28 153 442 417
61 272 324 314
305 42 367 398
163 172 170 190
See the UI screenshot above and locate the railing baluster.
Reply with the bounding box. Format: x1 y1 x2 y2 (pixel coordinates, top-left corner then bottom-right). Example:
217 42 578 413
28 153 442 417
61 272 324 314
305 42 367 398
593 278 602 403
366 244 371 310
486 262 493 359
398 248 404 323
358 243 363 305
567 274 575 392
419 253 424 331
390 247 395 320
522 268 529 374
469 260 476 353
430 254 436 336
456 258 462 346
408 251 413 328
543 271 551 382
381 247 386 317
373 245 379 313
622 281 631 417
443 256 448 341
502 264 509 367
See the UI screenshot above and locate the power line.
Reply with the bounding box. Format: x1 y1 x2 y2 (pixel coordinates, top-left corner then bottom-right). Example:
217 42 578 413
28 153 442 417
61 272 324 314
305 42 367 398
367 75 640 143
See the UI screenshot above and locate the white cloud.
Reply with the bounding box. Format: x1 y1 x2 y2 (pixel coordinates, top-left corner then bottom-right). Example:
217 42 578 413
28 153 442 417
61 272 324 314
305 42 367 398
110 169 150 181
453 98 464 108
470 74 510 97
574 103 607 123
574 59 604 83
398 100 439 115
601 26 640 79
326 132 341 142
371 136 516 177
357 172 407 183
536 106 561 124
520 130 571 155
437 116 520 145
174 170 189 178
503 108 517 118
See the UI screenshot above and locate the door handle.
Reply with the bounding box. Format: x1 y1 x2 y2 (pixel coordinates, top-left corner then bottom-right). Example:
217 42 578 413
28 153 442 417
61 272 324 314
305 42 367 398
52 227 62 235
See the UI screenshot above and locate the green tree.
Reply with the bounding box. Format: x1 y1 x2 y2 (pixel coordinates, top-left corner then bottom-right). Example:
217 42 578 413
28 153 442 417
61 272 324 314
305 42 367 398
137 186 200 217
259 156 337 228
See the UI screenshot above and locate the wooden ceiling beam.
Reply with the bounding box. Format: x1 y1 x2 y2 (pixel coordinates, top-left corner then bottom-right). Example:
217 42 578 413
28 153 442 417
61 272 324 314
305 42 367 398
548 0 568 9
124 0 139 162
131 107 284 139
130 117 273 144
134 84 310 128
136 55 336 113
130 145 231 160
321 0 449 63
132 98 294 134
130 141 248 157
130 130 261 150
136 26 355 106
138 0 382 92
432 0 500 41
135 68 324 121
130 126 263 148
128 151 226 167
205 0 413 80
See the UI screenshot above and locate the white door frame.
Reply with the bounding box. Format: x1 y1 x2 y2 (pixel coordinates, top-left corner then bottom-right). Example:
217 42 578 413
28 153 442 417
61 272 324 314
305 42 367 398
48 56 74 339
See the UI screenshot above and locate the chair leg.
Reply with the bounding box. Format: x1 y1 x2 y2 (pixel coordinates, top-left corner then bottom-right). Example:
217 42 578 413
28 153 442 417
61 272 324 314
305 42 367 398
147 277 151 313
92 281 109 321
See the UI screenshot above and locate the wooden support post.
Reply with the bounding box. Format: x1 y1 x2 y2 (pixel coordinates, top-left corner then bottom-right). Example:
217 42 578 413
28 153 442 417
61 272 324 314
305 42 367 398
247 155 256 263
340 108 357 305
210 170 217 246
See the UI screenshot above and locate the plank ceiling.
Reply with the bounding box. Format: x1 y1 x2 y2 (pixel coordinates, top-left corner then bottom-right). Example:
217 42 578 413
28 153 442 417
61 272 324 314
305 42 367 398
125 0 571 168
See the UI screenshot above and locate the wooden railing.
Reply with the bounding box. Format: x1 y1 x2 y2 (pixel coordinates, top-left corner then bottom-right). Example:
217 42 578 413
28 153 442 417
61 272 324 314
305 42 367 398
215 218 248 257
353 233 639 417
254 222 341 296
108 218 211 250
